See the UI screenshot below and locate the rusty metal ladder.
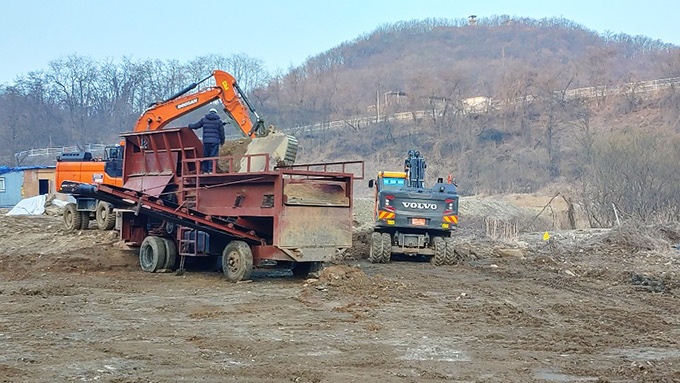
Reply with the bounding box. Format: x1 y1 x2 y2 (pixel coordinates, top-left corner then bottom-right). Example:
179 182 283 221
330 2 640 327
176 156 202 272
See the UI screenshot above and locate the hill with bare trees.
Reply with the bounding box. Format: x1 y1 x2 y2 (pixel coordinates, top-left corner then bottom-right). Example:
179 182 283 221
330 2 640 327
1 15 679 225
256 16 679 126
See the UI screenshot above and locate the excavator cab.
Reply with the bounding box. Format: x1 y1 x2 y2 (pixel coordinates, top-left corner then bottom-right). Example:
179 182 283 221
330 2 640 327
103 145 123 179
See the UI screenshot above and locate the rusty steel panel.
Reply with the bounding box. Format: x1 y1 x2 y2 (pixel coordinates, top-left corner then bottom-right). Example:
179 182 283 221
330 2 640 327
283 179 349 206
122 128 202 183
123 174 173 197
276 206 352 249
123 139 179 177
250 245 294 263
194 175 279 216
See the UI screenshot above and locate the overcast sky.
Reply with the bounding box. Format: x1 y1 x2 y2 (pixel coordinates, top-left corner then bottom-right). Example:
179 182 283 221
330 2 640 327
0 0 678 85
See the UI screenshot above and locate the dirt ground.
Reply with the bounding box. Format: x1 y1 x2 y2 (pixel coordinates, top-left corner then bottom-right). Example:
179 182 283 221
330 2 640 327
1 195 679 383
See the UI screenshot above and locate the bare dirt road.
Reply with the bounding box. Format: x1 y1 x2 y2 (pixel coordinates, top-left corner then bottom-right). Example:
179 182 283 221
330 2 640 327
1 199 679 383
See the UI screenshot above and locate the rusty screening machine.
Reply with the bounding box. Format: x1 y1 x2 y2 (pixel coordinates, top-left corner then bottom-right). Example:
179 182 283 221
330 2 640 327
65 127 362 281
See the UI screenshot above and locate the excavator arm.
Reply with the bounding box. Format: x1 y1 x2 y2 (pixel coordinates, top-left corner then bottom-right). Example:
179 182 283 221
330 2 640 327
132 69 298 167
133 70 265 137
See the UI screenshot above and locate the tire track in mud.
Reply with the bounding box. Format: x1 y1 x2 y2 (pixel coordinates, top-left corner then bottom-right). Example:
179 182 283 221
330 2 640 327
345 263 551 380
450 260 680 355
508 261 680 325
363 258 680 381
380 259 674 338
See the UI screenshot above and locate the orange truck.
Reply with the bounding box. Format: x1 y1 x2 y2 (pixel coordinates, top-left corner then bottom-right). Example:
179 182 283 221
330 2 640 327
57 70 297 231
57 146 123 231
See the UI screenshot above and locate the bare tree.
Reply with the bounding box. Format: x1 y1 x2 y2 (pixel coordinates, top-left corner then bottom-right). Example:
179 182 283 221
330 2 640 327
582 131 680 225
46 55 101 144
0 87 28 163
186 53 270 93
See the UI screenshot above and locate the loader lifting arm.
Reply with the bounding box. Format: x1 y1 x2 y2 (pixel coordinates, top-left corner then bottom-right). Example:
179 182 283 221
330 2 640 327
133 70 265 137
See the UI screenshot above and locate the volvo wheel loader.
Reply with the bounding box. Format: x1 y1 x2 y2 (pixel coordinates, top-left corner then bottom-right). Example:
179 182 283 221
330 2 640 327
368 150 459 265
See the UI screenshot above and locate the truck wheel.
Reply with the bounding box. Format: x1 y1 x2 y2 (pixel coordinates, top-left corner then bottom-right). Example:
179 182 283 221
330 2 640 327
161 237 178 270
63 203 82 232
381 233 392 263
139 236 167 273
164 221 176 236
368 232 384 263
431 236 446 266
95 201 116 231
79 211 90 230
222 241 253 282
444 237 457 265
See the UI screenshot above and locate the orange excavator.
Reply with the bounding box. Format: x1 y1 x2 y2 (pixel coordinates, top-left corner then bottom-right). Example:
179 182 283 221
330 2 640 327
135 70 266 135
57 69 298 231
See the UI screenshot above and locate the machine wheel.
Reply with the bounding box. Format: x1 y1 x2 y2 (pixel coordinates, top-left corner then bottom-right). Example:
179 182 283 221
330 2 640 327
444 237 457 265
164 221 176 236
161 191 178 236
79 211 90 230
222 241 253 282
431 236 447 266
381 232 392 263
139 236 167 273
368 232 384 263
95 201 116 231
63 203 82 232
161 237 178 270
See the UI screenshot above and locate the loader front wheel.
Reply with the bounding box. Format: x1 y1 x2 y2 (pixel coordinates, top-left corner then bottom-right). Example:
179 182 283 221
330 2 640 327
368 232 384 263
381 232 392 263
95 201 116 231
222 241 253 282
139 236 167 273
431 236 447 266
63 203 82 232
444 237 457 265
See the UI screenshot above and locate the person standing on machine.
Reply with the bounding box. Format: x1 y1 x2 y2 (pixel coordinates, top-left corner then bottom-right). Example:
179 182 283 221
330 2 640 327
189 108 225 173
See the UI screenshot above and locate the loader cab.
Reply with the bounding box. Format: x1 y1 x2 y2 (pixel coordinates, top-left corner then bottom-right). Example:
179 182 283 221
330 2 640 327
379 176 406 190
369 171 408 192
369 171 408 221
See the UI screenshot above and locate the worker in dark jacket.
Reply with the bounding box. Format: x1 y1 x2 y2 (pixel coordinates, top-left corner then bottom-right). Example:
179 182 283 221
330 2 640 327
189 108 225 173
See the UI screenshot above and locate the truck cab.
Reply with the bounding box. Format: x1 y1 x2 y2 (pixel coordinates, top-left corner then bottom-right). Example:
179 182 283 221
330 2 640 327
56 145 124 231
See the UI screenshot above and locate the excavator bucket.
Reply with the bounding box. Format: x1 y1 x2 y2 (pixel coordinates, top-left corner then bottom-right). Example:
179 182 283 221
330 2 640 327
218 131 298 173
